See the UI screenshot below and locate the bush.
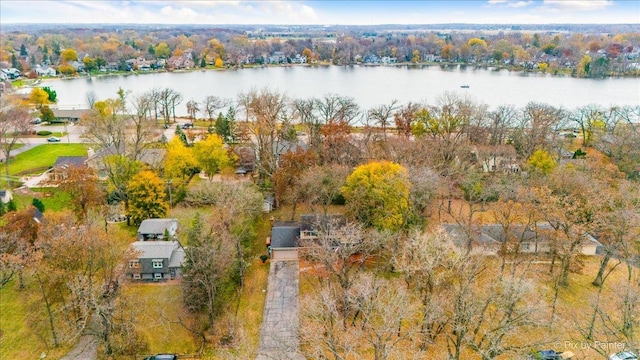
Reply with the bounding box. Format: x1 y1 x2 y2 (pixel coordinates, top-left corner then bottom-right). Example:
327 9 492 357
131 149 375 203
259 254 269 263
36 130 52 136
32 198 45 212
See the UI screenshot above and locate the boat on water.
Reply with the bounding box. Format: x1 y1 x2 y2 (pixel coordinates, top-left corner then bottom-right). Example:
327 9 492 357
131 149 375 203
460 84 470 88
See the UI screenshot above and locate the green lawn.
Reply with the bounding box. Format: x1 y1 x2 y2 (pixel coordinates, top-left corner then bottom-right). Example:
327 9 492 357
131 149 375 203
6 143 87 176
12 188 72 212
0 279 71 360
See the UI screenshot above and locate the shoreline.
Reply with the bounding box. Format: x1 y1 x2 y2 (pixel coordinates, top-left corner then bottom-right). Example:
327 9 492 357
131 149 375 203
28 61 639 83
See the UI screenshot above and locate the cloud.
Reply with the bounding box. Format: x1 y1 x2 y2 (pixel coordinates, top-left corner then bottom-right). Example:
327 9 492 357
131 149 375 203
543 0 613 11
487 0 533 8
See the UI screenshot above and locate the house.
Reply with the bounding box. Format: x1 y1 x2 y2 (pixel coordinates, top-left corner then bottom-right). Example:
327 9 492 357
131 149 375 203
49 156 88 182
268 214 348 260
51 108 90 123
128 240 185 281
268 221 301 260
85 144 167 179
137 218 179 241
34 65 57 77
268 51 286 64
0 189 13 204
442 223 602 256
1 68 21 79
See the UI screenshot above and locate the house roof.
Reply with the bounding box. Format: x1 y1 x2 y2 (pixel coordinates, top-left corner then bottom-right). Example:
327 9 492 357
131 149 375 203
442 223 602 248
137 218 178 235
169 247 185 268
270 222 300 248
88 144 166 166
52 109 90 120
300 214 346 232
131 240 182 260
54 156 88 169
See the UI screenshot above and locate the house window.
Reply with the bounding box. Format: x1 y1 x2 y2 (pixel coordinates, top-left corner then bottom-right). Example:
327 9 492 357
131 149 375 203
133 274 141 280
129 260 139 268
521 243 531 251
154 273 162 280
152 259 163 269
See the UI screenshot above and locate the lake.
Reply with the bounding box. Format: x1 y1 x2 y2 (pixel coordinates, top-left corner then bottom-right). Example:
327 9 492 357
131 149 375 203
46 65 640 115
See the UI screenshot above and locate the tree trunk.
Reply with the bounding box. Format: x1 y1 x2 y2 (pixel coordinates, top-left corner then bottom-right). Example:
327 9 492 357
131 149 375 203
592 251 611 287
36 273 59 347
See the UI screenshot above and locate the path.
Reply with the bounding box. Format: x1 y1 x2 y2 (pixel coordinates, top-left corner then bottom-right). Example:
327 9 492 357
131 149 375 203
59 335 98 360
256 260 305 360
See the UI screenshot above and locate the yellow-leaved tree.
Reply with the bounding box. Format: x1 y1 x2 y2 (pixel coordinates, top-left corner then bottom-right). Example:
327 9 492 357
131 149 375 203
29 88 49 108
342 161 411 231
526 149 557 175
127 170 168 226
164 138 199 180
193 134 235 181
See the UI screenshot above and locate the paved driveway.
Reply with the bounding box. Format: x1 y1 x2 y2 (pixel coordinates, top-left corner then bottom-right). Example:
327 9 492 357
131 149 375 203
256 260 305 360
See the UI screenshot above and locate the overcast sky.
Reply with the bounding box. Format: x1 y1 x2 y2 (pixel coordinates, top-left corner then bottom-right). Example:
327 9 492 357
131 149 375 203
1 0 638 25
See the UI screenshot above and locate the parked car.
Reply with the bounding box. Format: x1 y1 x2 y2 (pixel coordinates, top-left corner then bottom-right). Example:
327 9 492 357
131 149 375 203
610 352 638 360
530 349 574 360
181 123 194 129
31 118 42 124
143 354 177 360
47 137 61 142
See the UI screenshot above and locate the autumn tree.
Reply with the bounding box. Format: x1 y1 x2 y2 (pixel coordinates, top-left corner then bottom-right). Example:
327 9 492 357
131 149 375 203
54 165 105 220
273 148 317 219
411 93 480 165
192 134 235 180
511 102 566 159
164 137 199 180
0 96 31 178
526 149 557 175
299 164 350 215
342 161 411 231
181 213 235 330
126 170 169 226
29 87 49 108
36 214 135 355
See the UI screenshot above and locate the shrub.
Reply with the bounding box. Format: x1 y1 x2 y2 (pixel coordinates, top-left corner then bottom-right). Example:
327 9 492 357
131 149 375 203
36 130 52 136
32 198 45 212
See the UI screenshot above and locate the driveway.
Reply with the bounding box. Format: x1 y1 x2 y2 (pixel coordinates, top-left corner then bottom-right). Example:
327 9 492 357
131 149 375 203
256 260 305 360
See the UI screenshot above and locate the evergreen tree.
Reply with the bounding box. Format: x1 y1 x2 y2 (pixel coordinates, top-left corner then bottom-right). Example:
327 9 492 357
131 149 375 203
32 198 45 213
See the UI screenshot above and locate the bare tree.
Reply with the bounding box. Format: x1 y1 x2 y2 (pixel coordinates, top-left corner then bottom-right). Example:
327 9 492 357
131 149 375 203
238 88 290 180
571 104 604 146
0 96 31 178
367 99 399 140
202 95 230 122
185 99 200 121
510 102 567 159
155 88 183 126
81 98 127 154
127 91 158 161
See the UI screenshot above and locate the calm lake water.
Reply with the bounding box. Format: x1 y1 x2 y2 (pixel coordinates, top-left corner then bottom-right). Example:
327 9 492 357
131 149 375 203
46 65 640 115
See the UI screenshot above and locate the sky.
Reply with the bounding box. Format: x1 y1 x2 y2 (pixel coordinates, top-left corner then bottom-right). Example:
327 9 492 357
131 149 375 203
1 0 638 25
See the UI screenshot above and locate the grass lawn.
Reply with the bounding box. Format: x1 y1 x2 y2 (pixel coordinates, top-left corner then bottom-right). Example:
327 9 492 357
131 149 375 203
11 188 72 212
122 282 200 355
7 143 87 176
0 279 71 360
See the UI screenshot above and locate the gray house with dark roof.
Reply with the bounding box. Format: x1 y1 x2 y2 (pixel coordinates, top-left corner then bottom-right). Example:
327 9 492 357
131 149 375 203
137 218 179 241
268 221 301 261
128 240 185 281
442 223 602 256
